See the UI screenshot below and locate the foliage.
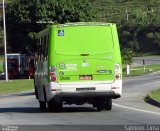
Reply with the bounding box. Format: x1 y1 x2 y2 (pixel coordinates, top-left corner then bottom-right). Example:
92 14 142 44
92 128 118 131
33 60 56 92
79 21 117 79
91 0 160 54
121 48 133 66
118 10 160 54
5 0 97 53
3 0 160 55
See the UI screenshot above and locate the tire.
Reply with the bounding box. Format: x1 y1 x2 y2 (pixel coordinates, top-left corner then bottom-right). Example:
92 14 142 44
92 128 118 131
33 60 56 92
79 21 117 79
39 87 47 109
39 101 46 109
104 99 112 111
34 79 38 99
95 102 105 111
47 99 63 112
34 87 38 99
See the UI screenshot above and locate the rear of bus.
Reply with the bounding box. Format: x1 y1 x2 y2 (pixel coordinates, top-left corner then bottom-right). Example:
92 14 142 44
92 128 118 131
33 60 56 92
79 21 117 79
48 23 122 110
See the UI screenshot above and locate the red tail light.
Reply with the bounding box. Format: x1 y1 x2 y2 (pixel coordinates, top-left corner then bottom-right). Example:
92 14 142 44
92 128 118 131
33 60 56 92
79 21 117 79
115 74 120 80
115 64 121 80
50 66 57 82
51 76 56 81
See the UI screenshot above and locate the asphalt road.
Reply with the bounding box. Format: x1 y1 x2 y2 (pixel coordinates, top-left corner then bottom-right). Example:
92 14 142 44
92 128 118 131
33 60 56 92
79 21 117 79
0 73 160 131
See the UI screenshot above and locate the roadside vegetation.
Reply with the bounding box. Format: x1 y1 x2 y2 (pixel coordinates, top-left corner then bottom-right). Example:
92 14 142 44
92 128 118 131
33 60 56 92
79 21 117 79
0 55 3 61
149 89 160 103
123 64 160 77
0 79 34 95
0 64 3 73
0 55 3 73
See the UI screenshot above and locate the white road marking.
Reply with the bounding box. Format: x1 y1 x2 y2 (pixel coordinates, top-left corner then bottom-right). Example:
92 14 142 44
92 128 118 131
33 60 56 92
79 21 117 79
113 103 160 116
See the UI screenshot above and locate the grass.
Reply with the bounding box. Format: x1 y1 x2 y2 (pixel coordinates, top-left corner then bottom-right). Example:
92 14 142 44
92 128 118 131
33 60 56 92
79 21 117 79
0 79 34 95
149 89 160 103
123 64 160 77
0 55 4 73
0 55 3 61
0 63 3 73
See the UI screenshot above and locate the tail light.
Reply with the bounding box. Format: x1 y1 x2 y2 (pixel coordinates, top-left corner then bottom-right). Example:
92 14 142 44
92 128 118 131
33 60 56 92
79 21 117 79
50 66 57 82
115 64 121 80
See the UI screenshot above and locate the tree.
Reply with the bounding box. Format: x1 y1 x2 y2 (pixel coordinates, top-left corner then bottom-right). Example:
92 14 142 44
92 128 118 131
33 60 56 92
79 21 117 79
118 8 160 54
121 48 133 67
6 0 97 53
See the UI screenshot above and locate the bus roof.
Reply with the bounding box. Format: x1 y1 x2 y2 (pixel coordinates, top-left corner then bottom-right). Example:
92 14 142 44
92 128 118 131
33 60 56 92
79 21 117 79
37 22 116 38
55 22 115 28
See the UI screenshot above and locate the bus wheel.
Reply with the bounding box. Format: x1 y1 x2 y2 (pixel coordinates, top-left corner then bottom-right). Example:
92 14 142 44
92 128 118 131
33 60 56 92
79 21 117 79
39 101 46 109
47 99 63 112
95 102 105 111
34 87 38 99
104 99 112 111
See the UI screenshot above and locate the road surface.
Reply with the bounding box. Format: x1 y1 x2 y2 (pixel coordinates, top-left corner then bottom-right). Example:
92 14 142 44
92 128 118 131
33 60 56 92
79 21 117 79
0 73 160 131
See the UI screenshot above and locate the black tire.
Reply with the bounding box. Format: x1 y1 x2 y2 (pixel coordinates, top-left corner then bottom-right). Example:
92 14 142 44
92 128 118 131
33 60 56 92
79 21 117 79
104 99 112 111
39 101 46 109
39 87 47 109
96 102 105 111
34 87 38 99
34 79 38 99
47 99 63 112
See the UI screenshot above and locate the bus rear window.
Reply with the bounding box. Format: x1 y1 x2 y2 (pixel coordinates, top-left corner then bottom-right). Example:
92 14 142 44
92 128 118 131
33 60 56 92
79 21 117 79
55 26 114 55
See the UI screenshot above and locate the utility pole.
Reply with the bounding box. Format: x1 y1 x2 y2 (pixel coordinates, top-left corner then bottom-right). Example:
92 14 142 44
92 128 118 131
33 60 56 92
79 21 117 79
3 0 8 82
126 6 129 22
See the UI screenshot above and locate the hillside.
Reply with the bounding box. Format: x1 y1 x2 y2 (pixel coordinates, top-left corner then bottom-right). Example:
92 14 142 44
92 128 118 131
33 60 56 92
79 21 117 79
90 0 160 54
1 0 160 25
1 0 160 29
90 0 160 24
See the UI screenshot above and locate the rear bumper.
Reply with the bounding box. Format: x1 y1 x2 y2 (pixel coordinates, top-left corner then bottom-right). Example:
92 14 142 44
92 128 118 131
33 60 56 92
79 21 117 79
59 91 121 99
48 80 122 101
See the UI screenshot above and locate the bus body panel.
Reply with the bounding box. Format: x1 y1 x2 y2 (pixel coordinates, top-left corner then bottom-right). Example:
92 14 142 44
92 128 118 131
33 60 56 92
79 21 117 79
35 22 122 110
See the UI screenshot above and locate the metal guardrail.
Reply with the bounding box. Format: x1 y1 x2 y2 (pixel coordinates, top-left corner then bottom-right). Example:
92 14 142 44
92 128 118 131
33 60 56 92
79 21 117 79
130 67 160 71
132 58 160 67
125 61 160 75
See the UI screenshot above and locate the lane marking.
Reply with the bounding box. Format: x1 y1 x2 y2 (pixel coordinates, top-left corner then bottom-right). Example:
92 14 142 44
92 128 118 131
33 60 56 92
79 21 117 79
113 103 160 116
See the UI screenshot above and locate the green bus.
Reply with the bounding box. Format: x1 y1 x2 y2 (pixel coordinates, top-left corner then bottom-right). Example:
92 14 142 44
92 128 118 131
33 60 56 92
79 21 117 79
34 22 122 112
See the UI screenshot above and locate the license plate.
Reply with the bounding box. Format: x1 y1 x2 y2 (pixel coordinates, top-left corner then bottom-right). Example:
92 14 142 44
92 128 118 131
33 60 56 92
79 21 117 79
79 75 92 80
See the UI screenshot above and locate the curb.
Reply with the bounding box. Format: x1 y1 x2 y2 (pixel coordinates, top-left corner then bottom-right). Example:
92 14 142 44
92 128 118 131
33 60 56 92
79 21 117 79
0 90 35 98
145 94 160 108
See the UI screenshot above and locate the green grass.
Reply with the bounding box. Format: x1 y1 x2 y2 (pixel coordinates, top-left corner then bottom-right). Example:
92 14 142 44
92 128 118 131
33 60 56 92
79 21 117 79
0 55 4 72
0 63 3 73
0 79 34 95
0 55 3 61
123 64 160 77
149 89 160 103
